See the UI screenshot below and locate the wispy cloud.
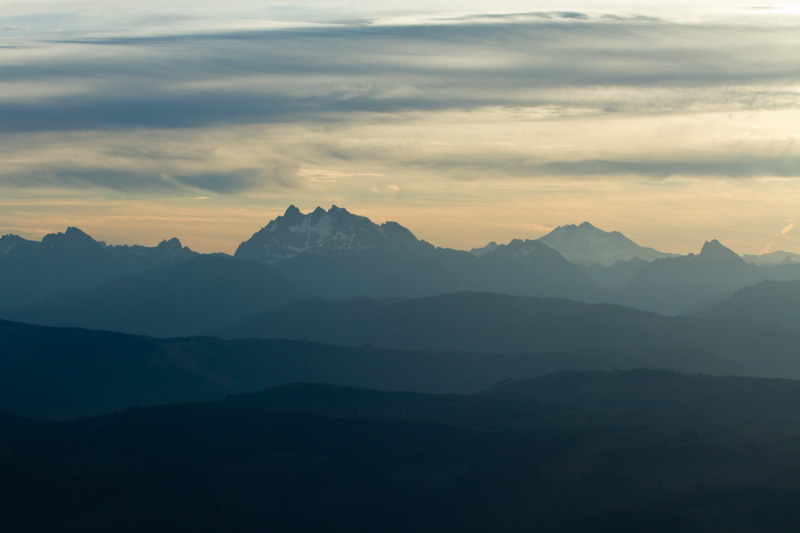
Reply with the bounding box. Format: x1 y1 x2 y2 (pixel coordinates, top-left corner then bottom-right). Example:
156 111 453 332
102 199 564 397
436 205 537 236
0 18 798 134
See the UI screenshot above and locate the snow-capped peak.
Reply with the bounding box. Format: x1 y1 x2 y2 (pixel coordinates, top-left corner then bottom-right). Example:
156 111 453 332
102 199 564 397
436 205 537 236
540 222 670 266
235 205 431 263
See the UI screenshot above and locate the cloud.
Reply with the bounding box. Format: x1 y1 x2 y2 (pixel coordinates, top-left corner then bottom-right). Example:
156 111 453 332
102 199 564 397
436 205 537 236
0 12 798 196
308 133 800 180
535 158 800 179
3 163 299 193
759 220 796 254
171 168 294 193
0 16 797 135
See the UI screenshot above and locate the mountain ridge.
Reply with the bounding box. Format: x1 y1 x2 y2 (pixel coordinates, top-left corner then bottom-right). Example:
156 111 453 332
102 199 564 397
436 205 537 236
6 207 800 319
0 227 198 311
539 221 672 266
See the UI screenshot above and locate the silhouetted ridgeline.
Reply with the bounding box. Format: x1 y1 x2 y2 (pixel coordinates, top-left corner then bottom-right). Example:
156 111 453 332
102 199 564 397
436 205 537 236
0 227 197 311
4 255 303 337
218 291 800 375
6 306 800 419
5 206 800 331
694 279 800 334
0 318 699 419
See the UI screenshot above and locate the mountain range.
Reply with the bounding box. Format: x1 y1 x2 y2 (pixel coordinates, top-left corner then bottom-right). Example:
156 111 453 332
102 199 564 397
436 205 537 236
3 205 800 338
0 227 197 311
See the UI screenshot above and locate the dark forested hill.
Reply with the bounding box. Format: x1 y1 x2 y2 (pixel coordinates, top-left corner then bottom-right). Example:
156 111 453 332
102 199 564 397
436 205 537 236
488 369 800 425
0 318 606 418
6 374 800 532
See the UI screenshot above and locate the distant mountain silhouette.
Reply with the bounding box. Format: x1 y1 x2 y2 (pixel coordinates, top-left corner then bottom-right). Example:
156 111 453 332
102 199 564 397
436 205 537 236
218 291 800 378
539 221 671 266
472 239 607 300
694 279 800 333
579 257 649 290
0 227 197 311
0 318 635 418
10 312 800 419
613 239 759 315
743 250 800 266
2 255 302 337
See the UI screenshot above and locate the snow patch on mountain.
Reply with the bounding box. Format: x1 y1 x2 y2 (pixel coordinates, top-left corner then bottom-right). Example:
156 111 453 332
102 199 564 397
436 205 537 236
0 234 26 257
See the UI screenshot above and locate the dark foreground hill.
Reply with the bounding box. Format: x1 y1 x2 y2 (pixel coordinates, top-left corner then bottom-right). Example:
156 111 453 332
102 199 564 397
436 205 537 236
6 374 800 532
488 369 800 425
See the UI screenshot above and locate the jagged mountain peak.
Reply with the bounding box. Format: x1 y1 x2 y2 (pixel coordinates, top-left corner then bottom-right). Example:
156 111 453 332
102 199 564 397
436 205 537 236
157 237 183 249
697 239 745 264
65 226 89 237
470 241 499 257
154 238 195 259
700 239 727 254
41 227 101 251
235 205 431 264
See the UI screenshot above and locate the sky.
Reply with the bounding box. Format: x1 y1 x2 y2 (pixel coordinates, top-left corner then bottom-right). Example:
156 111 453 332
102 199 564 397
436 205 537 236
1 1 800 255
